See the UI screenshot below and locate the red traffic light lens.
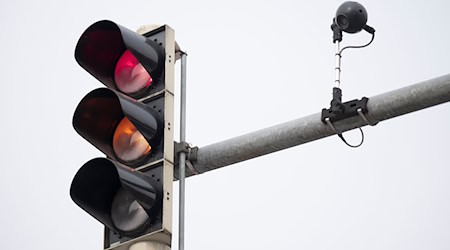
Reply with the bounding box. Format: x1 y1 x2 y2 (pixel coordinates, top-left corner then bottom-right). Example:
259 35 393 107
113 117 151 163
114 50 152 95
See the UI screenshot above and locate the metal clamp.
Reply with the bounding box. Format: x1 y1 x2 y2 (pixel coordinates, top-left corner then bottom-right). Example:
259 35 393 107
357 108 378 126
325 108 376 134
325 117 340 134
174 141 199 175
324 106 377 148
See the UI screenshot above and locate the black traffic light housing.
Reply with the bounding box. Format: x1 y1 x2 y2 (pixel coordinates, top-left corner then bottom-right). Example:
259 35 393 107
75 20 166 99
72 88 164 167
70 158 163 237
70 20 175 250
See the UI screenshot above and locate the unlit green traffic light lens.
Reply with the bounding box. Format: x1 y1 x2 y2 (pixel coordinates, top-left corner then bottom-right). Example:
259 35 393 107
111 188 149 232
114 50 152 95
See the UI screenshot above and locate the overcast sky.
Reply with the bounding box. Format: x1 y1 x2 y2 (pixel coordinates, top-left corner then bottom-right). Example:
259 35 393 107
1 0 450 249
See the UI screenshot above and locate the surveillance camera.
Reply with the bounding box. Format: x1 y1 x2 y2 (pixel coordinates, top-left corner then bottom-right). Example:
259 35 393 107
335 1 368 34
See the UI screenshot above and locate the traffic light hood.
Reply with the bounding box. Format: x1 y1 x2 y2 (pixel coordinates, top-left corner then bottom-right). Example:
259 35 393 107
75 20 165 97
72 88 163 166
70 158 163 236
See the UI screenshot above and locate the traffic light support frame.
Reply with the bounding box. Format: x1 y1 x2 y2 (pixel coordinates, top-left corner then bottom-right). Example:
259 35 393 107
101 24 176 250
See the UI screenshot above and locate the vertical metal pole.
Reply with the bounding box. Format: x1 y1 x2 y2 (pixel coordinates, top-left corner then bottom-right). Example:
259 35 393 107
335 41 341 88
178 52 187 250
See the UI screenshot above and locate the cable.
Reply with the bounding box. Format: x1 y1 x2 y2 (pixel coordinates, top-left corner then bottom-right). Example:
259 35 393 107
339 32 375 55
337 127 365 148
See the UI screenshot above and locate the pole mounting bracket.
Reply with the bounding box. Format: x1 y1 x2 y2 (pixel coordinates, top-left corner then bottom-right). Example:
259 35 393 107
174 141 199 175
321 87 377 148
321 87 373 124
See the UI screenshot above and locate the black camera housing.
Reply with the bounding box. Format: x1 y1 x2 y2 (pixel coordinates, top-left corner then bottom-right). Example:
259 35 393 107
335 1 368 33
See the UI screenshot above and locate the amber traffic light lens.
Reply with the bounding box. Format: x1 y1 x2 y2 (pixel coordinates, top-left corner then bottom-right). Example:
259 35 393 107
114 50 152 95
113 117 151 162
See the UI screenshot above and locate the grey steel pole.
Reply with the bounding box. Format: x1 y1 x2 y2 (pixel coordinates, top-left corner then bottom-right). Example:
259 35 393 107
178 52 187 250
183 73 450 176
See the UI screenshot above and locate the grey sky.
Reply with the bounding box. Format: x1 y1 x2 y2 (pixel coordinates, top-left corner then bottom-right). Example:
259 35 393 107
1 0 450 249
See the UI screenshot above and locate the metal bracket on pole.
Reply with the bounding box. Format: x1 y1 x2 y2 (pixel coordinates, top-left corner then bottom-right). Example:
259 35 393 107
174 141 199 176
321 88 371 124
321 87 377 147
321 88 377 129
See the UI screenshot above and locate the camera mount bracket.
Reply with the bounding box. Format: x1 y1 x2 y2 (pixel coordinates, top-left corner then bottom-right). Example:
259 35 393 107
321 2 377 147
321 87 377 148
321 87 369 124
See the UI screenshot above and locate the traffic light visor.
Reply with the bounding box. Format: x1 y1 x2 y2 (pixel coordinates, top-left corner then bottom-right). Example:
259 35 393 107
70 158 163 236
73 88 163 166
75 20 165 98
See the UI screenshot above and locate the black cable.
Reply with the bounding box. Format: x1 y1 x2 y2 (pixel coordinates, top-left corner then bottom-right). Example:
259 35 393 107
339 32 375 55
337 127 365 148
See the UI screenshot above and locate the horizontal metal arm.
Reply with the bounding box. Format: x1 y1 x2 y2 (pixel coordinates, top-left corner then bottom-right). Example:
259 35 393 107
176 74 450 178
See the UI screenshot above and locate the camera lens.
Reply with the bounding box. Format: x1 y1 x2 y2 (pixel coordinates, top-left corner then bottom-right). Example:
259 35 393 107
336 15 349 29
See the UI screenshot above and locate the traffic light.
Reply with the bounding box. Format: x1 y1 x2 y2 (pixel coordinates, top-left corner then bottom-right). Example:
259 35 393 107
70 20 175 250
